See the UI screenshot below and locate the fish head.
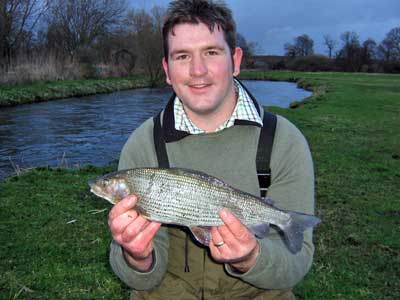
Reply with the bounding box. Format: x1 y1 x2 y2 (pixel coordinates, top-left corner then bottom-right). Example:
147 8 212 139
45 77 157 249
89 171 131 204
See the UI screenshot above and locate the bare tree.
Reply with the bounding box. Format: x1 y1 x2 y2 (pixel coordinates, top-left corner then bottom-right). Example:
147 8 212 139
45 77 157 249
336 31 363 72
376 27 400 73
378 27 400 62
284 43 296 58
45 0 127 60
125 7 165 86
236 33 259 68
297 34 314 56
0 0 47 69
284 34 314 57
362 38 377 60
340 31 360 48
323 34 337 58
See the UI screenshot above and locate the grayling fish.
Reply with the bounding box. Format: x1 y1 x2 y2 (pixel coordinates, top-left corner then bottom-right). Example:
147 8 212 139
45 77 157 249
89 167 320 253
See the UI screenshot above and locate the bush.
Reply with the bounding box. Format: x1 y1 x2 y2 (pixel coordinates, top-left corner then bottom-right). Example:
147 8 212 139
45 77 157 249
0 54 82 85
0 50 136 85
380 61 400 73
287 55 335 72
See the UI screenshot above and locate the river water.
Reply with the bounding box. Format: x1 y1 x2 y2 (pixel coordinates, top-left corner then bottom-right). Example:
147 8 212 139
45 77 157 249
0 80 311 179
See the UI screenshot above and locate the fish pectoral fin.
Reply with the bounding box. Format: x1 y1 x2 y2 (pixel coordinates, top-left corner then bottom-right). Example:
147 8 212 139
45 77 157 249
190 226 212 246
135 206 151 219
249 223 270 238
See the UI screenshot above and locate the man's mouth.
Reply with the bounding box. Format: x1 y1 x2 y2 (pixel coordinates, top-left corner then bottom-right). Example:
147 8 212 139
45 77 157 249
188 83 212 90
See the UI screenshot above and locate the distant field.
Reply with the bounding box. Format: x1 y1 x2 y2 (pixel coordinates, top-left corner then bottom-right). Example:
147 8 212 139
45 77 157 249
1 71 399 299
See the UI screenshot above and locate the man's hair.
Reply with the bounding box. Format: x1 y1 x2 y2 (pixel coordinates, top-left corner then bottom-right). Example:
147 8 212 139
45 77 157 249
162 0 237 60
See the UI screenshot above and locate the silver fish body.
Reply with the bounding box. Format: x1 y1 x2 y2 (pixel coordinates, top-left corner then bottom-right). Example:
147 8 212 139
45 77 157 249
89 167 320 253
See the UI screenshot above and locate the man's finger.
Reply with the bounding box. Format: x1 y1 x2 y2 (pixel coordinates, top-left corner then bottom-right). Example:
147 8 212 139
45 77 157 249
123 221 162 259
109 195 137 221
210 227 224 246
109 210 139 235
219 209 251 241
135 221 162 246
121 215 149 243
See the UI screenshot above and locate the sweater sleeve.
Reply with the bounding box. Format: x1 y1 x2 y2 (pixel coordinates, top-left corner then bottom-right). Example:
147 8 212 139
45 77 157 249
109 118 170 290
225 115 316 289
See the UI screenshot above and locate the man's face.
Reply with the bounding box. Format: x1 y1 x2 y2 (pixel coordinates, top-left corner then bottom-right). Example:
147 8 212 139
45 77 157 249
162 22 242 119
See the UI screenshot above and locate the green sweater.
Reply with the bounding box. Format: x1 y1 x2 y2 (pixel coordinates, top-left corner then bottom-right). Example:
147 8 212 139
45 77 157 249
109 106 315 299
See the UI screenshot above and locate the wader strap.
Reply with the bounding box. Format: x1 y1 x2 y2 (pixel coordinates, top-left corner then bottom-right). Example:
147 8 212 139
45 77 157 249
154 109 277 197
153 108 276 274
153 112 170 168
256 111 277 198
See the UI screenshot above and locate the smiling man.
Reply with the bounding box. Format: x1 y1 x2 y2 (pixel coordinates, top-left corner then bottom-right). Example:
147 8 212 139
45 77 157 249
162 21 243 131
108 1 316 299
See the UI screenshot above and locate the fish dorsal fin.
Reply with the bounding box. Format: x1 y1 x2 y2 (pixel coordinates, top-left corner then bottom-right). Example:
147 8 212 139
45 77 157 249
167 168 231 189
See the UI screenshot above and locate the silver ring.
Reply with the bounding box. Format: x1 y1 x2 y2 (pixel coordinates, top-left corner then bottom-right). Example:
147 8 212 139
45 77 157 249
214 240 225 247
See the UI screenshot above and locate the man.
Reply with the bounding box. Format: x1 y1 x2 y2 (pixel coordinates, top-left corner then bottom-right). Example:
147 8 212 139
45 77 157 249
108 0 316 299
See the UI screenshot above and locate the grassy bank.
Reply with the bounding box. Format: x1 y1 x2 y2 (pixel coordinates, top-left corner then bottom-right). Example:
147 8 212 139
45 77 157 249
1 71 399 299
0 75 148 107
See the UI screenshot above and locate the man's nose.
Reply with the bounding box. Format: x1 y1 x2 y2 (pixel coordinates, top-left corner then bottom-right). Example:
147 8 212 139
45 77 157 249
190 55 208 77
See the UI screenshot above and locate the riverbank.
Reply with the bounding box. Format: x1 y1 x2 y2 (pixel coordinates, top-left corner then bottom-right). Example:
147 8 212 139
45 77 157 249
0 75 148 107
1 71 399 299
0 70 317 108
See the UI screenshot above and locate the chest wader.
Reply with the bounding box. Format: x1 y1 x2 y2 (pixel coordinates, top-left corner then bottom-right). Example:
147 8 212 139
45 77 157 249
132 94 295 299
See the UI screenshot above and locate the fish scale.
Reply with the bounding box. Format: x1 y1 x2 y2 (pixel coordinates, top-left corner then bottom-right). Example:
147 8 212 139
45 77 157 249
89 167 321 253
124 168 288 226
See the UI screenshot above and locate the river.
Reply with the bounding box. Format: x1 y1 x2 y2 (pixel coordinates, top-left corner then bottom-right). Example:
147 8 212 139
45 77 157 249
0 80 311 180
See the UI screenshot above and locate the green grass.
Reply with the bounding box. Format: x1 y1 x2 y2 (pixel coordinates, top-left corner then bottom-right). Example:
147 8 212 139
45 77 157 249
0 75 148 107
1 71 399 299
0 166 129 299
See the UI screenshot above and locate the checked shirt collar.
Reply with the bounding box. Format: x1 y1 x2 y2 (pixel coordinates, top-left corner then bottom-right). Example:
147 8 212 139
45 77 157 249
160 78 264 143
173 79 263 134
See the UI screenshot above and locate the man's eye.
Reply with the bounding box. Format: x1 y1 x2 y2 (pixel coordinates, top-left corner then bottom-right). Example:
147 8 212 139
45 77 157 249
206 50 219 56
176 54 189 60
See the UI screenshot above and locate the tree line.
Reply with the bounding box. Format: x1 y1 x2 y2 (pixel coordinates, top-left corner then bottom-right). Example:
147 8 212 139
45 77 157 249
0 0 167 85
277 28 400 73
1 0 256 85
1 1 399 86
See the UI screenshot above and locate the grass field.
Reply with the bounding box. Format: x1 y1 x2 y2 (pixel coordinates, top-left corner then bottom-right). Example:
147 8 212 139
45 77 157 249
1 71 399 299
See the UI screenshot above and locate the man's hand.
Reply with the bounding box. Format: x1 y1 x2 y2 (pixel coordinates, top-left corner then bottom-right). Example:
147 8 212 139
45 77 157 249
209 209 260 273
108 195 161 272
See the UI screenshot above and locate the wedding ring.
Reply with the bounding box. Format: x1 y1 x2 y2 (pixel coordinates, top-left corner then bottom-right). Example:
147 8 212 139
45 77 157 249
214 240 225 247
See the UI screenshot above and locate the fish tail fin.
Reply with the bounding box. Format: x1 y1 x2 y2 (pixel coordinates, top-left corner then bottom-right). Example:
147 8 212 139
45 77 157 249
279 212 320 254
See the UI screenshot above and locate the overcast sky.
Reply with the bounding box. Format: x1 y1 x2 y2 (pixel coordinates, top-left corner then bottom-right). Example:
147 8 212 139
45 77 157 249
131 0 400 55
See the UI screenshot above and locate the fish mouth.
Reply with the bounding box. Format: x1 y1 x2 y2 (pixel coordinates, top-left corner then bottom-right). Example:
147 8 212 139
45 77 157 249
88 181 101 195
88 179 96 189
88 183 103 198
88 181 116 205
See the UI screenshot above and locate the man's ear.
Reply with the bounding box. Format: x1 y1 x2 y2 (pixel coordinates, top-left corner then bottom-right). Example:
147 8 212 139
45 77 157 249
162 57 172 85
232 47 243 76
